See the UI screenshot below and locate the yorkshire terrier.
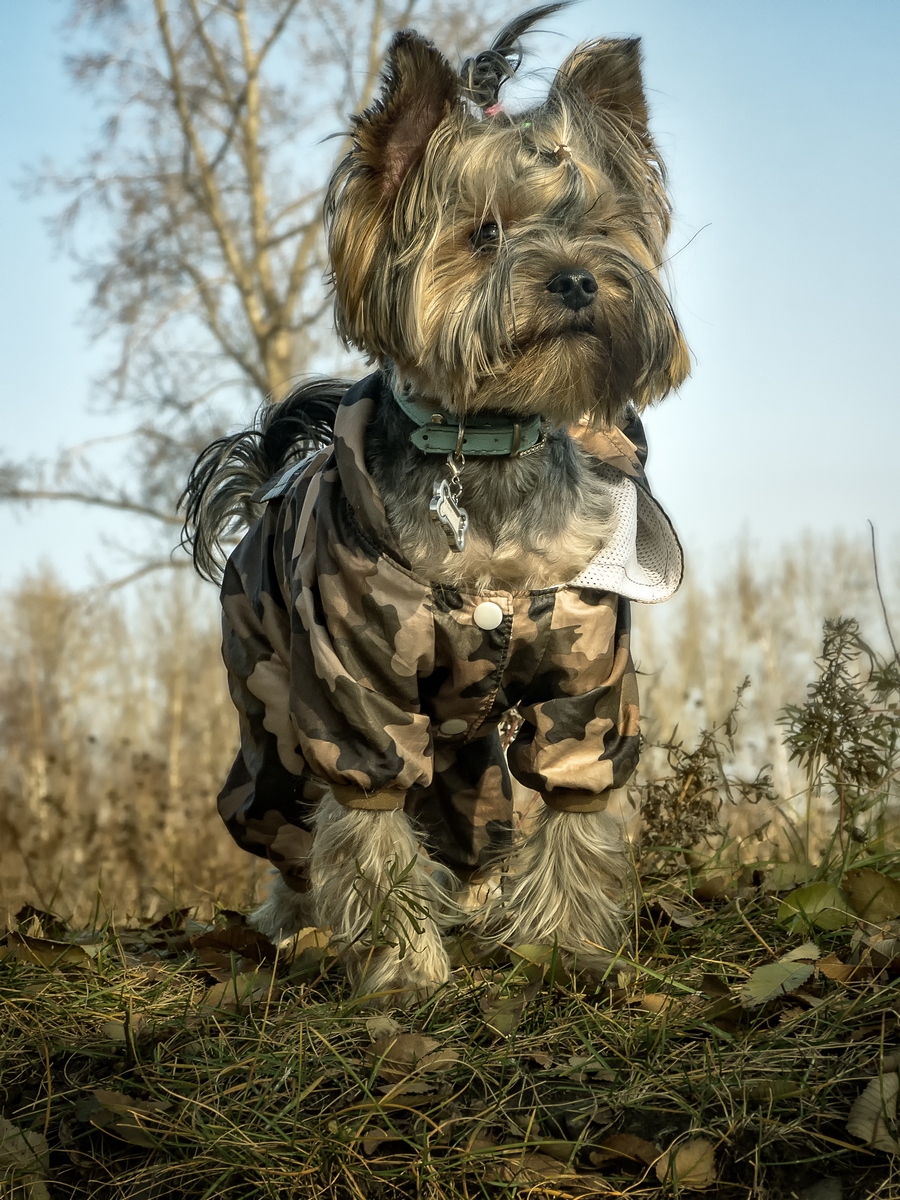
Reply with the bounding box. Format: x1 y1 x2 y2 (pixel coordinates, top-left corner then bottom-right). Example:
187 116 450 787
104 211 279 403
183 4 687 1003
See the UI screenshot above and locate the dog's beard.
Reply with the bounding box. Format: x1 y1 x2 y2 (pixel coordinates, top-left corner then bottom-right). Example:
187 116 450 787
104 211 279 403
393 244 688 427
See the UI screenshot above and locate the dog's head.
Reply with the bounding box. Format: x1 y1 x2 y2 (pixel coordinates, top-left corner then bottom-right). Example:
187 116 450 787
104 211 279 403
326 16 689 427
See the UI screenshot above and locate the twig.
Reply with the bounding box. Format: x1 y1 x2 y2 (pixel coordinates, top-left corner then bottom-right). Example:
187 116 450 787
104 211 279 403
868 520 900 668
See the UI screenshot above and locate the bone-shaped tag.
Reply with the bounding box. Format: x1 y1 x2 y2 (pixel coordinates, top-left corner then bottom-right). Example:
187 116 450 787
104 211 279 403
430 477 469 552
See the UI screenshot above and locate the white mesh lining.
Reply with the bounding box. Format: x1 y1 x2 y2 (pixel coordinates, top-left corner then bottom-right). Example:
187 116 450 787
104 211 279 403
568 464 682 603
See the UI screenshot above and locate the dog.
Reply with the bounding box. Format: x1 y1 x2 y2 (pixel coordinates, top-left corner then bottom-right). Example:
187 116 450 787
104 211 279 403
183 4 687 1003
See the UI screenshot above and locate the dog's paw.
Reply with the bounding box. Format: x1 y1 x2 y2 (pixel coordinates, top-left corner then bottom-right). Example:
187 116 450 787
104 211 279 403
345 940 451 1009
249 873 315 944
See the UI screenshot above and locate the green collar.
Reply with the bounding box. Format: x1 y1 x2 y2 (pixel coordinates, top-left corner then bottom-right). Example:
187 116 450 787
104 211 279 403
393 390 545 457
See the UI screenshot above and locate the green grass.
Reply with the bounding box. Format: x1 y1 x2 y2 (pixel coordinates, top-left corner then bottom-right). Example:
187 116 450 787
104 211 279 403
2 861 899 1200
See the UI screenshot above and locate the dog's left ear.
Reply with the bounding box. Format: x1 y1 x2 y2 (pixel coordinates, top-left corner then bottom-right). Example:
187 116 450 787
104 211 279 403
549 38 648 131
353 31 459 199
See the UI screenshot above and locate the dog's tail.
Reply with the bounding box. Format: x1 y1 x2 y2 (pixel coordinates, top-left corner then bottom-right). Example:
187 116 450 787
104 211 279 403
180 378 348 582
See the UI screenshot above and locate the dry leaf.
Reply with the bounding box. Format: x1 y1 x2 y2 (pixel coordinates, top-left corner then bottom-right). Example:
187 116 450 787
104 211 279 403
847 1072 900 1154
101 1014 147 1042
191 923 276 968
530 1051 553 1068
636 993 678 1013
84 1089 170 1148
367 1033 459 1079
777 882 854 931
817 953 855 982
655 1136 717 1188
692 874 735 903
590 1132 659 1166
699 973 731 998
358 1127 390 1155
654 896 702 924
781 942 820 962
844 869 900 923
762 861 811 893
365 1015 400 1040
740 960 814 1008
509 943 555 965
479 992 526 1036
7 932 98 969
377 1079 435 1097
778 1006 806 1024
0 1116 50 1198
201 968 276 1011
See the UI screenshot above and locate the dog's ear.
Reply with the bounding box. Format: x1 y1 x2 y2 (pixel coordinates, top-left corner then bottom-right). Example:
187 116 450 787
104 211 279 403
549 38 648 131
353 31 459 198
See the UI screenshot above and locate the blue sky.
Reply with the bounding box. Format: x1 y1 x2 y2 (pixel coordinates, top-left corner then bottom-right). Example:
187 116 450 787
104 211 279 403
1 1 899 588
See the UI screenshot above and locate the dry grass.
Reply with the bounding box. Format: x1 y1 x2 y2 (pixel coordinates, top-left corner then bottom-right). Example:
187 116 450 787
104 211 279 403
2 861 899 1199
1 533 897 923
1 533 899 1196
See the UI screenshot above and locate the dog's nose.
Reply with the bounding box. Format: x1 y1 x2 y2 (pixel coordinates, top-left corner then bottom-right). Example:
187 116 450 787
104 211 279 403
546 269 598 311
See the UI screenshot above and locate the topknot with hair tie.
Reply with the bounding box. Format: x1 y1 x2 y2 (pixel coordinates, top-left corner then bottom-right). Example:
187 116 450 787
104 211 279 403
459 2 570 112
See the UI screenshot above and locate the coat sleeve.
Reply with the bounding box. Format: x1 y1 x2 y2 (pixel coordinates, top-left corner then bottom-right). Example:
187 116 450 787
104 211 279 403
506 592 640 812
285 464 436 811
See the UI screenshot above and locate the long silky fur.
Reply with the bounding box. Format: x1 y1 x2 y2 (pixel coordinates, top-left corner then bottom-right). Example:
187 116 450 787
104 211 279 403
180 379 347 582
309 794 453 1004
496 807 633 967
250 872 317 943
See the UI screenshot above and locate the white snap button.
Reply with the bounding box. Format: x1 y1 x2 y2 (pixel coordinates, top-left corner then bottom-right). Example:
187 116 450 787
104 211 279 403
473 601 504 630
439 718 468 736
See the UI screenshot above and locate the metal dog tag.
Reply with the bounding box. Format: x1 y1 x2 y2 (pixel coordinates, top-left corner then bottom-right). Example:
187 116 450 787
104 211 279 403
430 476 469 552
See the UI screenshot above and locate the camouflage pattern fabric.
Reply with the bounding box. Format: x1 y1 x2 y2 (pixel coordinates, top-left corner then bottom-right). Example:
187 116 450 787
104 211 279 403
217 373 680 885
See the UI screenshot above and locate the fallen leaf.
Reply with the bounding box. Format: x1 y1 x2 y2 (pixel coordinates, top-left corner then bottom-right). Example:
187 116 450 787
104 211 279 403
14 905 70 940
777 882 855 931
101 1014 147 1042
0 1116 50 1199
365 1015 400 1040
509 943 555 965
84 1089 170 1148
844 869 900 923
201 968 276 1011
532 1139 578 1163
191 923 276 967
367 1033 459 1079
636 993 678 1014
847 1073 900 1154
530 1051 553 1068
654 895 702 924
699 973 731 999
358 1127 390 1155
289 926 332 954
781 942 820 962
655 1136 717 1188
761 861 811 893
589 1133 659 1166
778 1006 806 1024
692 874 736 903
377 1079 435 1097
479 992 526 1036
817 953 856 982
7 932 98 969
740 960 814 1008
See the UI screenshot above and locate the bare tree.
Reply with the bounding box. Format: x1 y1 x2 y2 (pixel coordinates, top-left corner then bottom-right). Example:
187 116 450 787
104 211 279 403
4 0 500 579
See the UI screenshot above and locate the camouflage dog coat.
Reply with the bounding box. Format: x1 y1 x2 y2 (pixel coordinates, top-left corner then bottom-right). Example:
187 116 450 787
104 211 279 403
217 374 682 889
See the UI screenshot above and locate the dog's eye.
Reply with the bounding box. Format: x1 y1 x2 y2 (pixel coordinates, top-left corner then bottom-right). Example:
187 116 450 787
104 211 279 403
470 222 501 252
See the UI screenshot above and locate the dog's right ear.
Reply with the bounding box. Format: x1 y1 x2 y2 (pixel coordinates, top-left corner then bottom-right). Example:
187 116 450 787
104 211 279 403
353 32 459 199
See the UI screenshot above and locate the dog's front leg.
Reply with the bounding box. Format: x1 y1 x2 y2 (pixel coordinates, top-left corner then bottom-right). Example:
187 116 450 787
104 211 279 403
310 793 451 1006
502 805 632 976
